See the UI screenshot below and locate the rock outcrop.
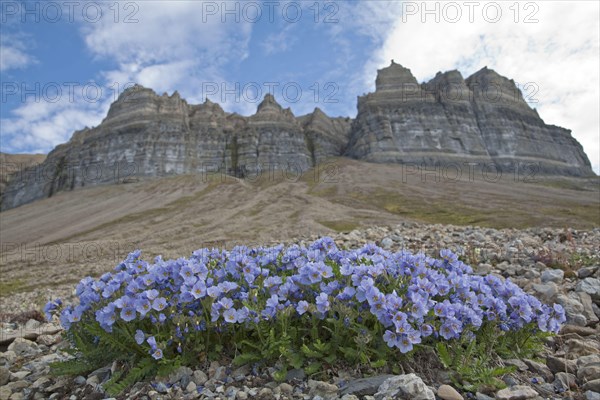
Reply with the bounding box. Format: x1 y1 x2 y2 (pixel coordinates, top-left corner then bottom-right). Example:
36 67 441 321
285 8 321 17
0 87 347 210
0 153 46 195
0 63 594 211
345 62 593 176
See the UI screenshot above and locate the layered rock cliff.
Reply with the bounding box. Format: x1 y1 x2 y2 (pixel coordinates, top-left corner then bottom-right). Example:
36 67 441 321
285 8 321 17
0 87 348 210
345 62 593 176
0 63 593 211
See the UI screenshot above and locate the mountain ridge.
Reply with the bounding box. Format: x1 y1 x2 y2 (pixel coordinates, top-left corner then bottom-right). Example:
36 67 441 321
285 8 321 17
0 62 594 211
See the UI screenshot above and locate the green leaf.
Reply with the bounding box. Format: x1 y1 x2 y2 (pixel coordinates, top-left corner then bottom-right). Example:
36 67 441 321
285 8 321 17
305 362 322 375
370 359 386 368
301 344 322 359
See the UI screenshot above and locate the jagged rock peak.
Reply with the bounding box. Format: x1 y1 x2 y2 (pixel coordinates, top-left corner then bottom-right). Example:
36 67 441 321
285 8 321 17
375 60 419 91
256 93 284 114
465 66 514 89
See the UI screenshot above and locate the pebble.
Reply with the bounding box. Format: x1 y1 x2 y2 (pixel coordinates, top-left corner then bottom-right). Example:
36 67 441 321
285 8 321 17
541 269 564 283
0 367 10 386
495 385 539 400
374 374 435 400
437 384 463 400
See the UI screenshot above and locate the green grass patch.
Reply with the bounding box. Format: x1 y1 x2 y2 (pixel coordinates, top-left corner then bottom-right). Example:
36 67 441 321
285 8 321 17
318 220 359 232
0 279 25 296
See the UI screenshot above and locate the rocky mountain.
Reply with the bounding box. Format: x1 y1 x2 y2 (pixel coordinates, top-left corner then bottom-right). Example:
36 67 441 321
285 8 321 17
0 63 593 211
0 153 46 195
346 62 593 176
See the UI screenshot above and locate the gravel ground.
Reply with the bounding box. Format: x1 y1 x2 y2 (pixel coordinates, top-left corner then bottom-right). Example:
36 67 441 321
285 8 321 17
0 222 599 400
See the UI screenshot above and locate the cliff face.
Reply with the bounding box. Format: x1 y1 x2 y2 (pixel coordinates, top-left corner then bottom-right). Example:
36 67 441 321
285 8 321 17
1 63 594 211
345 62 593 176
0 87 348 210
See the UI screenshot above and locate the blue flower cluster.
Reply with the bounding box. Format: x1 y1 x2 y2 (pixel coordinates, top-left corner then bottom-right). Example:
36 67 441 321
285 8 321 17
46 238 565 359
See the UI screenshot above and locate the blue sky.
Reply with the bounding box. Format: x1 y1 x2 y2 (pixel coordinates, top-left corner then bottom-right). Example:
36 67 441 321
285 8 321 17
1 1 599 173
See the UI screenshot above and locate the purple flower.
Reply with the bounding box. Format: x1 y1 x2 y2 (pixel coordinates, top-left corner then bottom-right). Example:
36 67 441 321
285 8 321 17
296 300 309 315
218 297 234 310
315 293 330 314
383 330 398 348
152 297 168 311
223 308 237 323
151 348 163 360
266 294 279 309
207 285 222 298
120 307 136 322
134 329 145 345
397 335 413 353
147 336 157 350
191 281 207 299
145 289 159 300
135 298 151 316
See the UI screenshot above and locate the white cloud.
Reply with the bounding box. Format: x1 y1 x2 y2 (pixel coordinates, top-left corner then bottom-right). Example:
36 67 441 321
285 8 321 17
262 24 297 55
2 1 253 154
0 34 36 71
368 1 599 173
81 1 252 102
1 96 109 153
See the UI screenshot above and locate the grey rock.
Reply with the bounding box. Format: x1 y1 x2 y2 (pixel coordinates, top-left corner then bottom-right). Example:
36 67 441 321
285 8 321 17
577 278 600 299
85 375 99 386
573 292 600 326
276 383 293 395
556 294 587 326
541 269 564 283
257 387 273 399
340 375 394 396
231 364 250 382
437 384 463 400
585 390 600 400
7 338 40 357
553 372 577 391
168 366 193 384
285 368 306 381
546 355 577 374
523 359 554 382
32 377 51 389
24 319 41 330
0 351 16 367
0 387 11 400
578 364 600 383
565 338 600 357
495 385 539 400
505 359 528 372
374 374 435 400
308 380 338 399
579 267 598 279
578 355 600 368
36 334 61 347
475 393 494 400
583 379 600 392
154 382 168 393
88 365 111 382
531 283 558 302
186 381 197 393
560 324 597 336
0 366 9 386
192 370 208 385
381 237 394 249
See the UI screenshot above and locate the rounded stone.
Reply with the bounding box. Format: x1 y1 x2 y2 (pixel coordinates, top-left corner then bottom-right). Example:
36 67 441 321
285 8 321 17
437 384 463 400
